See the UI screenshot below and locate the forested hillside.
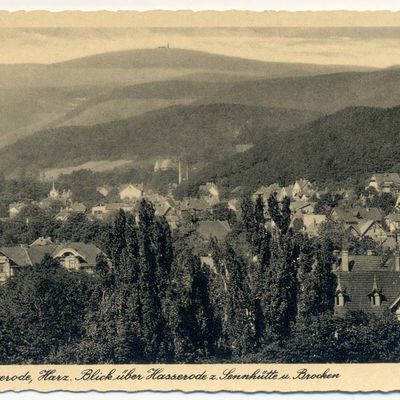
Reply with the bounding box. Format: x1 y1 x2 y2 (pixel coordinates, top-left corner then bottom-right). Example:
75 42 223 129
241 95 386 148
197 69 400 114
0 103 319 176
187 105 400 190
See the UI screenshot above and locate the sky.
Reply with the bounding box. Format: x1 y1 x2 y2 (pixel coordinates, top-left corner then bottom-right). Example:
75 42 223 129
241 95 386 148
1 0 400 11
1 25 400 67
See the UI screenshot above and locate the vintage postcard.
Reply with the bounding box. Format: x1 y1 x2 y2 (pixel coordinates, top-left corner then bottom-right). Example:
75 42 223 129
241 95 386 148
1 5 400 394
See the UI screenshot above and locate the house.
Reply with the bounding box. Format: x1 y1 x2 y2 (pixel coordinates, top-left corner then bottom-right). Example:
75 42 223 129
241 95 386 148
55 209 70 222
0 242 103 283
91 203 135 218
200 255 216 272
55 202 87 222
349 220 388 243
197 220 232 242
292 214 326 237
333 250 400 319
227 199 241 214
30 237 54 246
385 213 400 233
277 185 294 201
290 201 315 215
9 202 25 219
97 185 112 197
199 182 220 204
292 179 315 200
180 198 213 220
154 200 180 230
119 184 143 202
154 159 178 172
367 173 400 193
329 207 383 225
48 183 72 201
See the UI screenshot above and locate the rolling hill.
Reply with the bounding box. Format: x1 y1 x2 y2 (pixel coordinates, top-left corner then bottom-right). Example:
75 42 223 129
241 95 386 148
0 48 372 147
187 105 400 190
0 103 320 177
194 69 400 114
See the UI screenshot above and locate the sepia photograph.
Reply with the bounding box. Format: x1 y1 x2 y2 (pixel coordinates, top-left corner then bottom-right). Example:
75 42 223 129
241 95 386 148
2 3 400 393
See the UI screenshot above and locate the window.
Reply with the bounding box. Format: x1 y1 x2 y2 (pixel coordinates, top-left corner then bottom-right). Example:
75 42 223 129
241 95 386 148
0 257 7 274
64 255 78 270
335 293 345 307
371 292 381 307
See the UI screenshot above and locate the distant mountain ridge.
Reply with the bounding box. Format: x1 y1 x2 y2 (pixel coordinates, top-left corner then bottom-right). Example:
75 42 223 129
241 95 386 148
56 47 372 75
0 47 373 148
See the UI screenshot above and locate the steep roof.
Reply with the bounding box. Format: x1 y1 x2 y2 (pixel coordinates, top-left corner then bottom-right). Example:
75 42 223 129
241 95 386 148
386 213 400 223
330 207 383 224
334 253 400 314
290 201 314 212
0 246 31 266
335 270 400 315
0 242 102 268
350 220 383 237
371 173 400 186
119 183 144 192
336 254 395 272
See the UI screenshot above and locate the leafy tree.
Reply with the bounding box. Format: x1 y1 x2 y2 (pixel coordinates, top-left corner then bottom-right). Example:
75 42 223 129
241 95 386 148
0 255 93 363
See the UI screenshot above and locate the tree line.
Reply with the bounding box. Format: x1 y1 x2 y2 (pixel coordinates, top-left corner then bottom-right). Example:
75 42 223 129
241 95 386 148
0 196 400 364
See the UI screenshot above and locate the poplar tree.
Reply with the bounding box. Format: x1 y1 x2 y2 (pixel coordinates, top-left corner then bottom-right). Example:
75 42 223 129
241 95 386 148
223 244 255 357
167 248 217 361
240 194 255 243
137 199 173 361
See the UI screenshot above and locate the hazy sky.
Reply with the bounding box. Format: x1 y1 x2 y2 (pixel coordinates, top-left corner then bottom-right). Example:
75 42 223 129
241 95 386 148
1 26 400 67
2 0 400 11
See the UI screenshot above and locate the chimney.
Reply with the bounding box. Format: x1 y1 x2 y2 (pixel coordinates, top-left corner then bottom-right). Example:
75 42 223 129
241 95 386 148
341 250 349 272
395 251 400 272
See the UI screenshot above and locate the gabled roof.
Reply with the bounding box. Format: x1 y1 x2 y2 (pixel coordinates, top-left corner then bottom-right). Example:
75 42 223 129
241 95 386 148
302 214 326 228
290 201 314 212
0 246 32 266
0 242 102 268
336 254 395 272
350 220 382 237
330 207 383 224
119 183 144 192
370 173 400 185
69 202 87 213
30 237 54 246
386 213 400 223
294 179 312 189
335 270 400 314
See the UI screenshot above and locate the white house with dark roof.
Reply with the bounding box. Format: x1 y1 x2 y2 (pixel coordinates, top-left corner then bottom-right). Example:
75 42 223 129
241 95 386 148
0 241 104 283
119 184 143 202
367 173 400 193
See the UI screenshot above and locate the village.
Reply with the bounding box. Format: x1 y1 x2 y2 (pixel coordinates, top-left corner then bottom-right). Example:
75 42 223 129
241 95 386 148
2 165 400 319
